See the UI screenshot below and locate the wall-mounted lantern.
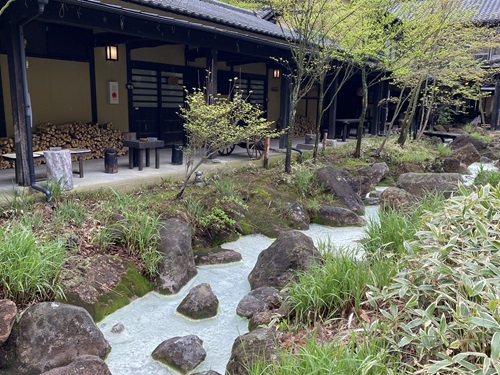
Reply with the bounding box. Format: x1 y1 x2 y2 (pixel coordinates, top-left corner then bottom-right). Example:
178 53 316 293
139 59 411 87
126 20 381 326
105 45 119 61
273 68 281 79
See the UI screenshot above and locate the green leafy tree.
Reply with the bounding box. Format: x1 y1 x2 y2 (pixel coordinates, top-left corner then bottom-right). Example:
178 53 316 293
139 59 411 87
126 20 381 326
176 85 279 199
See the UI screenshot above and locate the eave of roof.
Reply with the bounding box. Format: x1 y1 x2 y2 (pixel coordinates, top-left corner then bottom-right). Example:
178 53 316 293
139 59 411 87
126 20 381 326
118 0 287 39
469 0 500 24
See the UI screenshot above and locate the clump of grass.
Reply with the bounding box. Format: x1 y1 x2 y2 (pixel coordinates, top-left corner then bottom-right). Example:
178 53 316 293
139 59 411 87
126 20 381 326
363 192 445 259
437 142 452 157
250 333 399 375
473 166 500 188
286 247 380 322
54 201 87 227
0 223 66 305
292 168 318 198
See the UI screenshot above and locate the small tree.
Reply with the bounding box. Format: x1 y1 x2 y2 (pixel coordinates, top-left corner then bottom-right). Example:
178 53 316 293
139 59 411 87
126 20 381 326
176 86 279 199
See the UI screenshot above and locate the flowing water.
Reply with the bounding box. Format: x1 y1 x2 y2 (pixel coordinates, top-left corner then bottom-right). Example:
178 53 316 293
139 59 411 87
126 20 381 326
98 205 379 374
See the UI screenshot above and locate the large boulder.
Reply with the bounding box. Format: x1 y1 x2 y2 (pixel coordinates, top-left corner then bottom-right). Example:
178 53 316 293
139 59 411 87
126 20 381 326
40 355 111 375
397 173 463 197
315 166 365 214
359 162 390 185
380 187 415 212
451 134 487 151
152 335 206 374
288 203 310 230
176 283 219 320
345 175 371 199
451 143 481 166
236 287 283 319
157 218 197 294
248 231 320 290
226 328 277 375
315 206 364 227
0 300 17 347
15 302 111 374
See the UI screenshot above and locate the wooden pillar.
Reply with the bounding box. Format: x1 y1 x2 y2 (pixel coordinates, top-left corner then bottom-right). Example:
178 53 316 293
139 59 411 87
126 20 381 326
206 48 218 103
279 75 290 148
327 76 338 139
6 21 31 186
491 75 500 131
88 42 98 123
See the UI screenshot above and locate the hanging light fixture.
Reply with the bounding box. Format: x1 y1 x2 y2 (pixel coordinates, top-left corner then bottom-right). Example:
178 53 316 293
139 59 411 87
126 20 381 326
273 68 280 79
105 45 119 61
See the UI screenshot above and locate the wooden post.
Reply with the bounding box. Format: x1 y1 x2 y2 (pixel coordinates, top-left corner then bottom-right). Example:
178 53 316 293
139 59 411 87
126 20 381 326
322 131 327 150
6 22 31 186
206 48 218 104
491 76 500 131
263 137 270 168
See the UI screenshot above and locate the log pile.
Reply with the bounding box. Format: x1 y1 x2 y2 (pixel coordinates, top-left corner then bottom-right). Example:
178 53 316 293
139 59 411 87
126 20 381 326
293 115 315 137
0 122 125 169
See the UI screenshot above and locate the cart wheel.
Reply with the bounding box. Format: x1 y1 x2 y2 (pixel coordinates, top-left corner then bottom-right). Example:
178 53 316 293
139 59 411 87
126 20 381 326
246 137 264 159
218 145 236 156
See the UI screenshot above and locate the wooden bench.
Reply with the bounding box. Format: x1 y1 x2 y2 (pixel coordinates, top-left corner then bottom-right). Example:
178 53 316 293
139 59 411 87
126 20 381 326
422 131 461 141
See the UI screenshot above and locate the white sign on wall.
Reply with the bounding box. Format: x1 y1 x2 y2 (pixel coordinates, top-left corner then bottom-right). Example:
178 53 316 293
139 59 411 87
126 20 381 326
108 81 119 105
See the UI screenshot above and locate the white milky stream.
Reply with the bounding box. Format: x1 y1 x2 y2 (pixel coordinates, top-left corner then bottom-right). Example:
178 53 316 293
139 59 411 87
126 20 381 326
98 205 379 374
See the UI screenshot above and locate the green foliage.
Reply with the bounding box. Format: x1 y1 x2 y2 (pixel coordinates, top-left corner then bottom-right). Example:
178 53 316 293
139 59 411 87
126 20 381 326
199 195 248 232
46 178 65 200
54 201 87 227
292 168 319 198
364 193 445 259
286 247 378 322
0 223 66 305
368 184 500 373
437 142 452 157
249 333 398 375
474 166 500 188
2 186 34 216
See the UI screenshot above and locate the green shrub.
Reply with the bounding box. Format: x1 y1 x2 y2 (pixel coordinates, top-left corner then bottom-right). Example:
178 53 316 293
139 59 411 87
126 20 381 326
54 201 87 227
437 142 452 157
368 184 500 374
293 168 318 198
0 223 66 305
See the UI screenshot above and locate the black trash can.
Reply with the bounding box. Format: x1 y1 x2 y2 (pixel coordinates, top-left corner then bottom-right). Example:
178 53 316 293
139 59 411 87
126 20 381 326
171 145 183 165
104 148 118 173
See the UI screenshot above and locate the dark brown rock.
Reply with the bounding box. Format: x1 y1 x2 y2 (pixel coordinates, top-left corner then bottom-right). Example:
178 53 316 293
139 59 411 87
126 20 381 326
236 287 283 319
316 206 364 227
451 134 487 151
195 249 242 266
397 173 463 197
451 143 481 166
152 335 206 374
315 166 365 214
288 203 309 230
380 187 414 212
248 311 274 331
226 328 277 375
177 283 219 320
359 162 390 185
16 302 111 374
248 231 320 290
442 157 461 173
0 300 17 347
40 355 111 375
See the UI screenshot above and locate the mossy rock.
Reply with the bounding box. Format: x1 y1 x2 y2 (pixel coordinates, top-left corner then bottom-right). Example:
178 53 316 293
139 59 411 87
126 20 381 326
58 254 153 322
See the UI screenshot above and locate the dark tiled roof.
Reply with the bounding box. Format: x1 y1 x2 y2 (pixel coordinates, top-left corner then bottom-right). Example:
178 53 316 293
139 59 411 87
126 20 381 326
124 0 285 38
469 0 500 24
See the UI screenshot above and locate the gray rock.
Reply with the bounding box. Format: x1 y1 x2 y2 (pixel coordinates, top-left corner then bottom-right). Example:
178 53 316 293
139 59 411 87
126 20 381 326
451 143 481 166
177 283 219 320
248 231 320 290
480 156 493 164
345 175 371 199
111 323 125 333
397 173 463 197
364 197 380 205
195 249 242 266
451 134 487 151
316 206 364 227
226 328 277 375
316 166 364 214
152 335 206 374
40 355 111 375
192 371 221 375
0 300 16 347
289 203 309 230
157 218 197 294
359 162 390 185
15 302 111 374
236 287 283 319
380 187 415 212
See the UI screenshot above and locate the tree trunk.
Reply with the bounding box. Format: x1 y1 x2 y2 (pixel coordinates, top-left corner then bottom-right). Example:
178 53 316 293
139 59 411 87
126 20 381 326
398 78 424 146
354 67 368 158
285 83 299 174
313 78 325 161
376 88 407 157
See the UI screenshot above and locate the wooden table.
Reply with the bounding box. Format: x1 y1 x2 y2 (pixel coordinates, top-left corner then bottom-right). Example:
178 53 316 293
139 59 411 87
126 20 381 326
335 119 369 142
123 139 165 171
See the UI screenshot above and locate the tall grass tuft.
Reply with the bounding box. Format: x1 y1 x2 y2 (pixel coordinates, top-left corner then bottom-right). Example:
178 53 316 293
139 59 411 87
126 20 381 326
0 223 66 305
286 248 373 322
249 333 398 375
473 166 500 188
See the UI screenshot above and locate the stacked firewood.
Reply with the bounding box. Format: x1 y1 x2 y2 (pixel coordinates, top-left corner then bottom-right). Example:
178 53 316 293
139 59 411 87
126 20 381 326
0 122 125 169
293 115 315 137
